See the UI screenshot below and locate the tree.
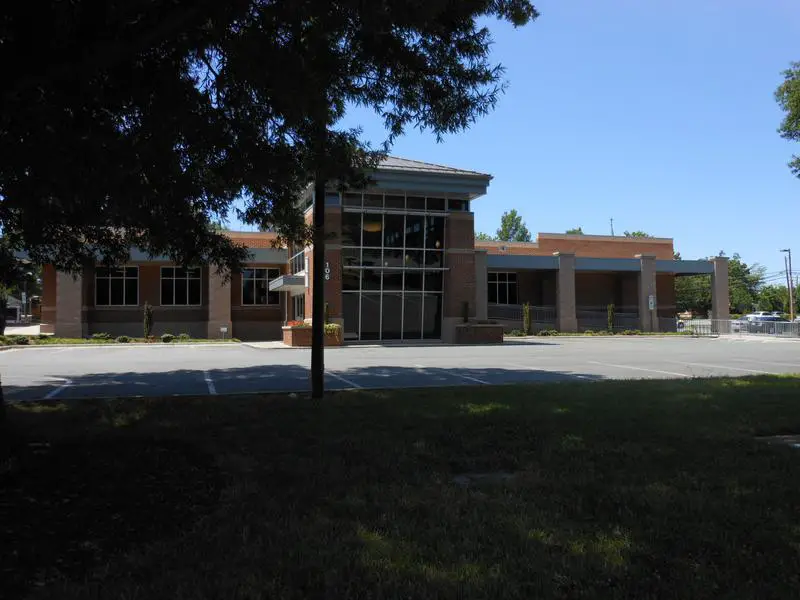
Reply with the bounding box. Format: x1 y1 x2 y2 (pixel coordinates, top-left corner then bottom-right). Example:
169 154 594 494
475 232 495 242
0 1 540 403
624 231 652 238
757 284 790 313
728 253 765 314
565 227 584 235
496 209 532 242
776 62 800 180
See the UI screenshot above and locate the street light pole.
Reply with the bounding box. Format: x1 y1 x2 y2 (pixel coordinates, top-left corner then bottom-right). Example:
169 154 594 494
781 249 795 321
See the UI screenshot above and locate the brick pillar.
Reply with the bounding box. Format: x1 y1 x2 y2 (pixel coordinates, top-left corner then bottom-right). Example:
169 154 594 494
636 254 658 332
711 257 730 321
55 271 87 338
474 249 488 321
554 252 577 332
208 268 232 339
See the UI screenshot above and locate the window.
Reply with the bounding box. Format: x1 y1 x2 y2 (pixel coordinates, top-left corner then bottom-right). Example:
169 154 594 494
488 272 518 305
161 267 201 306
293 294 305 319
242 268 280 305
95 267 138 306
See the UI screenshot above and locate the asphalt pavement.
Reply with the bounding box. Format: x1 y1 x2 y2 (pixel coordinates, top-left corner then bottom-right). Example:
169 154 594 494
2 336 799 402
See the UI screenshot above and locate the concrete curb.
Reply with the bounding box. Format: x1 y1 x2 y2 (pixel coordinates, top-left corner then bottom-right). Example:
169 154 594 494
0 342 243 350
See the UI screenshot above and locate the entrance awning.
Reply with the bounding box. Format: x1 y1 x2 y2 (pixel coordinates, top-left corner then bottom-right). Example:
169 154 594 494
268 274 305 295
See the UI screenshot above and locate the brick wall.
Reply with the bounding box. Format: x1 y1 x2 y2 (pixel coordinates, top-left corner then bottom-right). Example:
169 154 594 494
444 252 476 318
477 233 674 260
446 213 475 250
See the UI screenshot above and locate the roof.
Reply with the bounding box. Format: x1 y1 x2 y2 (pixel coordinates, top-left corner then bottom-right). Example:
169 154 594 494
378 156 490 178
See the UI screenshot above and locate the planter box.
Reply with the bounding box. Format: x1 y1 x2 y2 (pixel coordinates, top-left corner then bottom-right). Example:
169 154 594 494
454 323 504 345
282 326 342 347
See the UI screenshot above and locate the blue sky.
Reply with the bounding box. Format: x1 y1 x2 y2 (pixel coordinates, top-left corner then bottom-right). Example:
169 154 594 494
246 0 800 276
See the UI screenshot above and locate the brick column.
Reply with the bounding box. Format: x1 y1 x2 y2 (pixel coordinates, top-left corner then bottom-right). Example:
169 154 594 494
636 254 658 332
208 268 232 339
711 257 730 321
474 249 488 321
554 252 577 332
55 271 87 338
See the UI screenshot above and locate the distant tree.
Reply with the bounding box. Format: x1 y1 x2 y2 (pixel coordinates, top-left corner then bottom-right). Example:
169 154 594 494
496 209 532 242
566 227 584 235
728 253 765 314
757 284 790 313
475 232 495 242
776 62 800 180
623 231 652 238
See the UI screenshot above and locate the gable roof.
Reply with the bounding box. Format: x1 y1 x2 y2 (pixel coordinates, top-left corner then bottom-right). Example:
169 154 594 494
379 156 490 178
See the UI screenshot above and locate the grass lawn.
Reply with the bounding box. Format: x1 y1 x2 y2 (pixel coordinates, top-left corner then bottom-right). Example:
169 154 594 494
4 376 800 599
0 335 239 346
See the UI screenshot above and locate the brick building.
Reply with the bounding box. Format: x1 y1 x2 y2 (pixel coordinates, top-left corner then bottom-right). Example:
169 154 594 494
41 157 729 341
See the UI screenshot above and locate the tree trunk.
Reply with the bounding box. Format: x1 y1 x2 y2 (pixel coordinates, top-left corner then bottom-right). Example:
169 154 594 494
310 178 326 399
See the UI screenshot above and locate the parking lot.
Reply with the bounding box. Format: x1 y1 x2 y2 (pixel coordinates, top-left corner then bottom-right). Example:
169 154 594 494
2 336 799 402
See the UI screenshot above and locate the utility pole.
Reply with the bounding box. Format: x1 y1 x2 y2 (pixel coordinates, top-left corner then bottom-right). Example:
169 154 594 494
782 249 795 321
610 218 614 237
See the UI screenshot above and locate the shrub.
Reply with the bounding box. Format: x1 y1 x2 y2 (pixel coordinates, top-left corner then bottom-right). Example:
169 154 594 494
522 302 531 335
12 335 30 345
583 329 595 336
508 329 526 337
143 301 154 338
324 323 342 340
91 332 112 340
116 335 130 343
537 329 559 337
621 329 641 336
38 333 49 340
161 333 175 343
0 335 7 345
178 333 191 341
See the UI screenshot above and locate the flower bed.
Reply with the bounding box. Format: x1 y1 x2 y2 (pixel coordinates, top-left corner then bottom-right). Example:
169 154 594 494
282 323 342 347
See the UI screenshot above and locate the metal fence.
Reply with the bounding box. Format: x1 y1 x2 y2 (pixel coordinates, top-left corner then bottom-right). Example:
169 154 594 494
488 304 556 331
679 319 800 338
576 305 639 332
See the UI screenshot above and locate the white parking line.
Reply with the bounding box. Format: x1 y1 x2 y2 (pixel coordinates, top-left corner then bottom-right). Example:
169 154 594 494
326 371 362 389
415 364 489 385
588 361 689 378
203 371 217 395
44 378 72 399
664 360 775 375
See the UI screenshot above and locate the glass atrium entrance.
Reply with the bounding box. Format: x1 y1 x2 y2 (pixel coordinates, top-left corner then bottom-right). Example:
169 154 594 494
340 192 448 341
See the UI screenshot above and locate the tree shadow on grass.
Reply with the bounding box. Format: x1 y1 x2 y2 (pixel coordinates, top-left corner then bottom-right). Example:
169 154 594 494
0 436 224 600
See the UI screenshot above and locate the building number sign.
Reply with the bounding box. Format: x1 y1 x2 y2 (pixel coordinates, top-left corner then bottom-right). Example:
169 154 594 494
324 261 331 281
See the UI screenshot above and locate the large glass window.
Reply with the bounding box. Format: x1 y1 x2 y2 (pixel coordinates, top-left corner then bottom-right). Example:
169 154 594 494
340 196 447 340
242 268 280 305
488 272 518 305
161 267 201 306
96 267 138 306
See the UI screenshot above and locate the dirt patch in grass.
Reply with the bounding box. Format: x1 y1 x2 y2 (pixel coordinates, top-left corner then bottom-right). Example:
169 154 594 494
0 436 222 598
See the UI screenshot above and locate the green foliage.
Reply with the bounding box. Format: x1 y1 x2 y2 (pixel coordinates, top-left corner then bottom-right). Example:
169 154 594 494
475 232 496 242
143 302 154 339
757 285 790 312
522 302 532 335
507 329 526 337
0 1 539 275
728 253 765 314
496 210 532 242
607 303 615 333
323 323 342 340
621 329 642 335
623 231 652 238
116 335 131 344
10 335 29 345
537 329 559 336
178 333 191 341
566 227 584 235
91 332 112 340
776 62 800 179
161 333 175 344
